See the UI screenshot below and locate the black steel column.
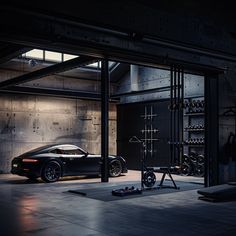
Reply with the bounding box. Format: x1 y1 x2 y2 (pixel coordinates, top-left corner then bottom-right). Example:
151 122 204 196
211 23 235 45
170 65 174 165
101 59 109 182
180 67 184 165
205 73 219 186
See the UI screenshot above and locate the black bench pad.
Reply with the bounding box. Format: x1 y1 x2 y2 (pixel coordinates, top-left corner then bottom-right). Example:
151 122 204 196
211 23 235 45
198 184 236 201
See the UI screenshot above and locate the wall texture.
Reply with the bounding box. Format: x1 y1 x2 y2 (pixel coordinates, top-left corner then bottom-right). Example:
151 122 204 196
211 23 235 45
0 94 117 173
117 65 204 103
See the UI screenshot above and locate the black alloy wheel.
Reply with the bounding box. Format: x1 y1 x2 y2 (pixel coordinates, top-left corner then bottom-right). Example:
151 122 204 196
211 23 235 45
109 160 122 177
41 161 61 182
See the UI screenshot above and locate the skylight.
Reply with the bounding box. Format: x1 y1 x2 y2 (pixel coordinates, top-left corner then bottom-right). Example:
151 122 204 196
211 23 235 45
87 61 101 68
63 54 78 61
21 49 117 70
24 49 44 60
45 51 62 62
22 49 78 63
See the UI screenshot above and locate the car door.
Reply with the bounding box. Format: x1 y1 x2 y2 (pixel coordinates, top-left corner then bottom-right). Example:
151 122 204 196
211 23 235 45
83 154 101 174
60 147 100 175
60 147 87 175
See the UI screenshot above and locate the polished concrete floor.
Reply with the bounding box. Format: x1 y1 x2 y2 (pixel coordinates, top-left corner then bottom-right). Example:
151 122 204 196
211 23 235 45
0 171 235 236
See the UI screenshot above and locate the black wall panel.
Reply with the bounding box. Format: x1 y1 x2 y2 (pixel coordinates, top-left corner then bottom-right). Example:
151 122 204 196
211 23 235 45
117 100 170 170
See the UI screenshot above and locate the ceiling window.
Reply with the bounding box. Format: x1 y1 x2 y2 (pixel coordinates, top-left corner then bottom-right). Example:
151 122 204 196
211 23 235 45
45 51 62 62
21 49 116 71
63 54 78 61
24 49 44 60
87 61 101 68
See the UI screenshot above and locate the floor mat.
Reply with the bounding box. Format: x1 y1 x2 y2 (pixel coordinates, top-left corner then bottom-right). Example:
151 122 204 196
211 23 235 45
67 180 202 201
198 184 236 202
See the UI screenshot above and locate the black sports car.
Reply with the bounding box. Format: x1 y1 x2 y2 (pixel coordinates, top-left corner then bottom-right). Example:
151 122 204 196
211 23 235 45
11 144 128 182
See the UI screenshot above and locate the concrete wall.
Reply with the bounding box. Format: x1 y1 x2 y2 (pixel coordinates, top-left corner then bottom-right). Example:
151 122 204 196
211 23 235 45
117 65 204 103
0 94 117 173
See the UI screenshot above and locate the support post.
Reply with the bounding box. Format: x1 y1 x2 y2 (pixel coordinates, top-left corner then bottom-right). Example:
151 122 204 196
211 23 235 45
170 65 174 165
101 59 109 182
205 73 219 186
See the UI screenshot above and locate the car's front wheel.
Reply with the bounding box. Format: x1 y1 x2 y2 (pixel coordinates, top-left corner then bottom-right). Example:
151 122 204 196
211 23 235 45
109 160 122 177
41 161 61 182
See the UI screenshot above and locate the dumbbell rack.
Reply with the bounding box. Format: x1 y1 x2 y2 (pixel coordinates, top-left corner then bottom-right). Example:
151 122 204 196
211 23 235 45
182 97 205 176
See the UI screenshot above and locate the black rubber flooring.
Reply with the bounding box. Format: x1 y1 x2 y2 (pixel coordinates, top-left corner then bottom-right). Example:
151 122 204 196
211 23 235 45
67 180 203 201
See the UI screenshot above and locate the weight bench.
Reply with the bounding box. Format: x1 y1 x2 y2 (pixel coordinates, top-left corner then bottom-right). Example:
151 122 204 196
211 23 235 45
147 166 179 189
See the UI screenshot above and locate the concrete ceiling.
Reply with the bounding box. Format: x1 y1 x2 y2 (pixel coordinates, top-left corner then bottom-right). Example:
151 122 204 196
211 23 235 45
0 0 235 99
4 1 236 29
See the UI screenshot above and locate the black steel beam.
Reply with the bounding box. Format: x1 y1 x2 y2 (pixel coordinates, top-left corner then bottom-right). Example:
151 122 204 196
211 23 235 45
1 86 101 100
110 63 129 82
0 55 96 89
101 59 109 182
170 65 173 165
0 43 30 64
111 85 173 98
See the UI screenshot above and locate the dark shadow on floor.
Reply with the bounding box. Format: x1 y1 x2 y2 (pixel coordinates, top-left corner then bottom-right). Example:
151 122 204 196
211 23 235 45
1 175 102 185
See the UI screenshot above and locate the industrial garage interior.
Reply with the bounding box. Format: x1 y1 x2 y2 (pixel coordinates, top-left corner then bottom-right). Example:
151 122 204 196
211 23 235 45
0 1 236 235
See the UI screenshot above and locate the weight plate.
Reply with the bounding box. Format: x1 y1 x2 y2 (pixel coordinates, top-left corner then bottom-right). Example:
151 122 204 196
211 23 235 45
143 171 156 188
194 164 204 177
197 155 204 165
180 163 192 176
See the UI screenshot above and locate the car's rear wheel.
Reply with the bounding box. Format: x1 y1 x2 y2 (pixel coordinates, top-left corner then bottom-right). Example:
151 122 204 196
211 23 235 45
109 160 122 177
41 161 61 182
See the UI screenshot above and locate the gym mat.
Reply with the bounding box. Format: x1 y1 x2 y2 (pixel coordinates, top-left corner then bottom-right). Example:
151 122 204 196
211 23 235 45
67 181 202 201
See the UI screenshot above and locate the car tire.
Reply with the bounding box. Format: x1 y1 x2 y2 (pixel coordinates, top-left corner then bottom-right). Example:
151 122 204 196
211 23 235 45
41 161 61 183
109 160 122 177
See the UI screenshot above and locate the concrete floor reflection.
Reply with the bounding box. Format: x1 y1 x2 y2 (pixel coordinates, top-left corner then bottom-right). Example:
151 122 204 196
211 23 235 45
0 171 235 236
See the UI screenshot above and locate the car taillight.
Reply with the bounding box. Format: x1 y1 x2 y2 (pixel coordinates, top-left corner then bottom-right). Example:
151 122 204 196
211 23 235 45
22 158 38 163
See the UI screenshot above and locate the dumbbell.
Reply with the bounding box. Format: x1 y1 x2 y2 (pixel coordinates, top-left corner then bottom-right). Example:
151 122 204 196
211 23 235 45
195 100 201 108
183 154 189 163
197 155 204 165
200 100 205 108
190 151 198 163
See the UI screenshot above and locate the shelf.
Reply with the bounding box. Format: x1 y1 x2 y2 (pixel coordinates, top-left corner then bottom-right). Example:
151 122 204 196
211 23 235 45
184 129 205 132
183 144 205 147
184 113 204 116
